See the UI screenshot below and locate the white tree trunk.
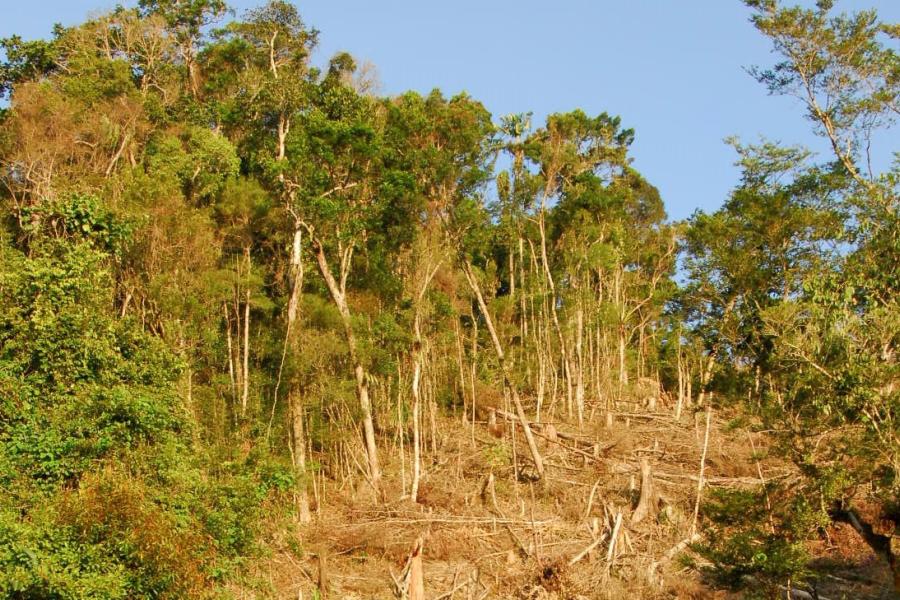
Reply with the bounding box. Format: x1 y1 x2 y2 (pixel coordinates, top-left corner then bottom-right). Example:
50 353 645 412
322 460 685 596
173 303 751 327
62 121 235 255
461 260 545 478
410 317 423 503
311 239 382 496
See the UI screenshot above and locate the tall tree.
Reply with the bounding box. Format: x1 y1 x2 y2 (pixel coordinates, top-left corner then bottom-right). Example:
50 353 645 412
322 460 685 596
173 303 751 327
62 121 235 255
696 1 899 592
281 59 389 496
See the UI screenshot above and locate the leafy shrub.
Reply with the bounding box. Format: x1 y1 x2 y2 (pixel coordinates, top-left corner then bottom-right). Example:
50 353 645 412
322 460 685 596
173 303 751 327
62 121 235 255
696 487 820 596
0 242 250 597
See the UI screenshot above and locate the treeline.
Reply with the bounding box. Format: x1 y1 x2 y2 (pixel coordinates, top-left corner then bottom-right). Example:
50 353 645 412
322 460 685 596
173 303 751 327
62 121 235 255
0 0 896 597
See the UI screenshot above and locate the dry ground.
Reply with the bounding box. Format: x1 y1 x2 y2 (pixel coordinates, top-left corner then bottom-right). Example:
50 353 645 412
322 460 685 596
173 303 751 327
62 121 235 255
231 396 897 599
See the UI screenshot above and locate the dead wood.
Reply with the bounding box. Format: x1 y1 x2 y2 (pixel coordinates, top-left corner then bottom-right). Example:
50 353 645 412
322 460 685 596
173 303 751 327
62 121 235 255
631 457 657 524
568 533 608 566
391 536 426 600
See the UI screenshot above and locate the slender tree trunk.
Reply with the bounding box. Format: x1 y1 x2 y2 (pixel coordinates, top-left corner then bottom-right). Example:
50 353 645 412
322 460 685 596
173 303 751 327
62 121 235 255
460 260 545 478
470 315 478 445
242 286 250 418
237 248 252 419
536 331 546 422
697 352 716 408
638 321 646 380
537 194 574 418
454 318 468 420
287 228 303 322
691 407 712 537
575 298 585 426
185 50 199 98
224 302 237 406
289 393 312 523
397 364 407 494
686 367 693 410
408 262 439 503
519 237 527 340
426 354 437 456
310 239 383 496
508 245 515 298
277 114 289 163
410 315 423 503
185 366 193 415
594 324 602 410
281 227 311 522
232 291 244 417
676 339 685 420
615 265 629 395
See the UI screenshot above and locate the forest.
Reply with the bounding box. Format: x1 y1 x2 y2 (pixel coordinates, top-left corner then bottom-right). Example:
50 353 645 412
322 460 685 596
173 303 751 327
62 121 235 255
0 0 897 598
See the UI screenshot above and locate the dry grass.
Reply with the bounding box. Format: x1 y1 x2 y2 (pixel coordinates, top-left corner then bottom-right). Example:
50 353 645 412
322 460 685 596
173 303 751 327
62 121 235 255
228 396 889 599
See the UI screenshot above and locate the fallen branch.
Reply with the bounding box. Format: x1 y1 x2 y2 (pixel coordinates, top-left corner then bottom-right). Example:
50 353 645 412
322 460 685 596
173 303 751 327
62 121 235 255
647 533 701 584
654 472 775 486
606 511 624 566
493 409 615 459
568 533 608 566
613 412 681 422
434 576 470 600
348 514 557 527
584 479 601 521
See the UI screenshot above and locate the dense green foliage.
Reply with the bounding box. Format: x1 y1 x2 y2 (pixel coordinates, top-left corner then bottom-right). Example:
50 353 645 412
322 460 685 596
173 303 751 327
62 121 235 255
685 0 900 592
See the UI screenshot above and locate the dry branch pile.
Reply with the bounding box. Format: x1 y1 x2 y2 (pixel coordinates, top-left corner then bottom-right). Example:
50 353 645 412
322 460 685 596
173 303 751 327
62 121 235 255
240 399 793 599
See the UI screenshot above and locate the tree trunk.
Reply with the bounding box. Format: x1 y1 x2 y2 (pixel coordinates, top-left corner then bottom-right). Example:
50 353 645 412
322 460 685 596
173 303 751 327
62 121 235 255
632 457 656 524
224 302 237 407
697 352 715 408
239 247 252 419
461 260 544 479
277 114 289 163
289 392 312 523
454 318 468 421
410 316 423 503
284 227 310 522
311 239 382 497
676 341 685 420
470 315 478 444
575 300 585 426
615 265 628 394
407 537 425 600
241 287 250 418
519 237 527 340
537 195 574 419
830 506 900 594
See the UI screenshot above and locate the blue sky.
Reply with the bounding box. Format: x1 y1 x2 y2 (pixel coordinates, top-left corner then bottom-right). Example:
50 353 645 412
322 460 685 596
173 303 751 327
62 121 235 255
1 0 897 220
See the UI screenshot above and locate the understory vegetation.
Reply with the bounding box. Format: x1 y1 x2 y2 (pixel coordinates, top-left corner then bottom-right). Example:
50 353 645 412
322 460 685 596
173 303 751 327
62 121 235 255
0 0 897 598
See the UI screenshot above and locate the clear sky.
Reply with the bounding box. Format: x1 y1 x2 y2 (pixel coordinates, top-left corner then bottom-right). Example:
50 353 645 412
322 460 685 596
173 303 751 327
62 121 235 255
1 0 897 220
